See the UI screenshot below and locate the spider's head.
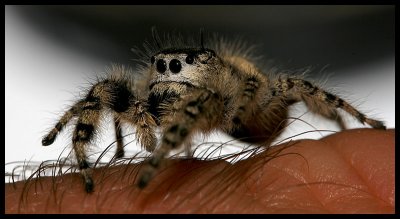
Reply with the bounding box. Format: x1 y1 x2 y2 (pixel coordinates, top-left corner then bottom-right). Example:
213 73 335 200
148 48 218 90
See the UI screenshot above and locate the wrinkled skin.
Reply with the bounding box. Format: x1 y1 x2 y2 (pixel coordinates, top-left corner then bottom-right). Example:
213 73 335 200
5 129 394 214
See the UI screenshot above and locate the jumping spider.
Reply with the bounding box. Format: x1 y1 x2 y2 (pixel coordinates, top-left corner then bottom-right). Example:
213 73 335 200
42 33 386 193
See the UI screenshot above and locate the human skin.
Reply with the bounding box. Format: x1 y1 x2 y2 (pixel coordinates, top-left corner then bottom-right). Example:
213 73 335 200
5 128 394 214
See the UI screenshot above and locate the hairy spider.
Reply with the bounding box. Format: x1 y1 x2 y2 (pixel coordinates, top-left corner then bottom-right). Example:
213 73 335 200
42 32 386 193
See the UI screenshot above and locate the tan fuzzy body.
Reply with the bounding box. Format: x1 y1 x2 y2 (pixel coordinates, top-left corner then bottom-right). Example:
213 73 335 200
42 34 386 191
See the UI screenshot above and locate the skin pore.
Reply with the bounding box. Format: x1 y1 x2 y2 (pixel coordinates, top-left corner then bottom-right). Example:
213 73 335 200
5 128 394 213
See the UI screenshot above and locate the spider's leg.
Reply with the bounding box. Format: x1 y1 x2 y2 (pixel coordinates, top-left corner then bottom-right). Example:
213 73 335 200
137 89 223 188
322 108 347 130
42 65 158 193
42 100 84 146
114 117 124 159
42 82 107 192
71 84 105 193
231 76 262 125
274 78 386 130
74 79 157 192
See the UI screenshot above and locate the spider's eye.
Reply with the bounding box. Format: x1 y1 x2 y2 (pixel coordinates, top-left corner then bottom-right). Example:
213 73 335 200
185 55 194 64
169 59 182 74
150 56 155 64
156 59 167 73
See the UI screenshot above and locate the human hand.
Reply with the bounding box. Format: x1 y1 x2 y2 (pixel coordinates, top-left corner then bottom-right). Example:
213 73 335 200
5 128 394 213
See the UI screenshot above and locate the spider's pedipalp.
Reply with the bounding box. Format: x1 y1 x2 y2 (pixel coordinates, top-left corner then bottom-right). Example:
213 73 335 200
118 100 157 152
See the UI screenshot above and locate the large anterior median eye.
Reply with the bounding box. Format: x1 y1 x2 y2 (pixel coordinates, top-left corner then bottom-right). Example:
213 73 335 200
169 59 182 73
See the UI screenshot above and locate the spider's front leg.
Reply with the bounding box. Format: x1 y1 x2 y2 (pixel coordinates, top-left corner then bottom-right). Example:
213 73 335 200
42 72 157 193
137 89 224 188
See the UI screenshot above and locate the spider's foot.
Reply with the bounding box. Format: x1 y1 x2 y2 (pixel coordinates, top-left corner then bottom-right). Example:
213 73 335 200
42 133 57 146
366 118 386 130
81 169 94 193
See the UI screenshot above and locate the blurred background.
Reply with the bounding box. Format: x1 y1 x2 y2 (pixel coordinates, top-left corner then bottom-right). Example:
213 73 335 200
5 5 395 181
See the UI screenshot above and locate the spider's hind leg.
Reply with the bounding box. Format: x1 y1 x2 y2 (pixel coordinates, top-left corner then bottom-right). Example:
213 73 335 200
275 77 385 130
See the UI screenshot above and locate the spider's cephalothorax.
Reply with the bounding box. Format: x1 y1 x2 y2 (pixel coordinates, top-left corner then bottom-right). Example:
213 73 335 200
42 37 386 192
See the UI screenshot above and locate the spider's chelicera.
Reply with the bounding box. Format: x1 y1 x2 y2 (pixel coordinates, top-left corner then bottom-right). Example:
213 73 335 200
42 35 386 193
